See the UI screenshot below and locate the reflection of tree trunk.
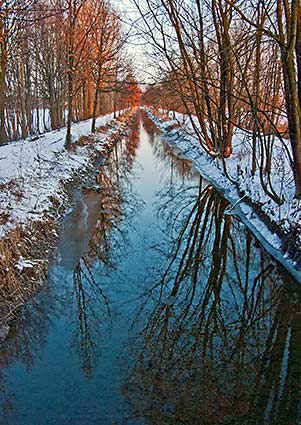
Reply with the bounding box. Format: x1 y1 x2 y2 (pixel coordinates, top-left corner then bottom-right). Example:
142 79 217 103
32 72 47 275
124 171 298 423
250 282 301 425
74 265 94 378
200 198 230 357
160 185 231 354
159 186 210 290
277 302 301 424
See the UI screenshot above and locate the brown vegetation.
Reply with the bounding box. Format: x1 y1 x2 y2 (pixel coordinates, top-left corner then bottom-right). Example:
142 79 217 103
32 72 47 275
0 216 59 333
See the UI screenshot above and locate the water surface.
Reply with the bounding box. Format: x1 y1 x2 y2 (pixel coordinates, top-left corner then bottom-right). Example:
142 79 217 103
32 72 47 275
0 111 300 425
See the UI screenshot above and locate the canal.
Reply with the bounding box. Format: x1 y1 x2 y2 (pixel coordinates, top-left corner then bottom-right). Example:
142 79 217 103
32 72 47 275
0 111 300 424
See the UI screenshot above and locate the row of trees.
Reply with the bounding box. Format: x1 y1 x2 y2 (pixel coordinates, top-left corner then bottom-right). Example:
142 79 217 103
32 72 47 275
137 0 301 199
0 0 140 148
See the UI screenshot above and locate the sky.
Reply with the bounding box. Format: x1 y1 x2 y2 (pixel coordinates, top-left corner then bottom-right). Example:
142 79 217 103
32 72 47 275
112 0 156 84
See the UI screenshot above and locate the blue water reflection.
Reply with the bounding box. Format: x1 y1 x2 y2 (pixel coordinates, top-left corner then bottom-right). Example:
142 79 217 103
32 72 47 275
0 111 299 425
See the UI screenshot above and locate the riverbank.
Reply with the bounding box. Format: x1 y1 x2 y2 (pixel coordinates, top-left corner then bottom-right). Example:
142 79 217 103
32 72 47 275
0 111 131 336
145 108 301 282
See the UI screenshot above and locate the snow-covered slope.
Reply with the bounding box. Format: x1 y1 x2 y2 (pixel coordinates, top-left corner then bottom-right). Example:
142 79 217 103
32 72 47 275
0 112 126 237
147 109 301 282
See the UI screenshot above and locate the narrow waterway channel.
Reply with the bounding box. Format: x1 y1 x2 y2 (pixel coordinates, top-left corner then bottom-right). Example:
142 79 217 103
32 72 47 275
0 111 300 425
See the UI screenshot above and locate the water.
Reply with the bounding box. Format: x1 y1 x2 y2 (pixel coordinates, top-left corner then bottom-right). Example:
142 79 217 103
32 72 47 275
0 111 300 425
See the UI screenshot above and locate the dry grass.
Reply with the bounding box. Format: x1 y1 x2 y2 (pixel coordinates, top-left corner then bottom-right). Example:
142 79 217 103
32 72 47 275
0 215 59 328
0 212 10 225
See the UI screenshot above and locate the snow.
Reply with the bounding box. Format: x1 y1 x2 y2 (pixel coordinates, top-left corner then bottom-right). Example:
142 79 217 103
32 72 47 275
1 106 300 282
15 257 45 272
0 111 127 238
147 108 301 282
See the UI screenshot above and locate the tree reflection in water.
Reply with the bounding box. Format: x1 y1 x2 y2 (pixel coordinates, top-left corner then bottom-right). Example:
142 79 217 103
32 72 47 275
0 112 300 424
0 287 56 420
123 181 301 425
68 117 143 378
72 257 111 378
0 113 142 411
126 110 141 166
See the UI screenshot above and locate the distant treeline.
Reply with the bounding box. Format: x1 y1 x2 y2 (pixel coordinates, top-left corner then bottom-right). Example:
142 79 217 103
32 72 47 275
0 0 141 147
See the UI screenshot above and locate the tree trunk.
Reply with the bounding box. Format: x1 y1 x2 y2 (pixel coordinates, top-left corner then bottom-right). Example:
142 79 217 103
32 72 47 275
65 0 75 150
35 67 40 134
212 0 234 158
91 88 99 133
36 102 40 134
66 72 73 149
296 2 301 105
43 100 48 131
252 11 264 175
88 79 94 118
21 63 27 140
25 62 32 135
0 17 7 144
113 93 116 118
287 70 301 199
50 99 59 130
82 83 88 119
277 0 301 198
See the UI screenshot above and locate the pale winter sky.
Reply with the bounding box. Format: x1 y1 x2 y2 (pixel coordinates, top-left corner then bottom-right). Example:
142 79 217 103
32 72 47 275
112 0 156 84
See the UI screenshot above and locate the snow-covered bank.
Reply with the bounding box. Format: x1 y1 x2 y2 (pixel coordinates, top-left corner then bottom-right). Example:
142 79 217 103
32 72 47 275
0 111 130 331
0 111 127 237
146 109 301 283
